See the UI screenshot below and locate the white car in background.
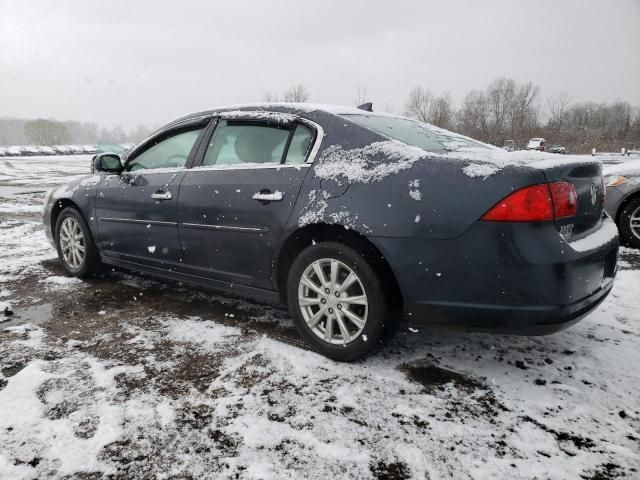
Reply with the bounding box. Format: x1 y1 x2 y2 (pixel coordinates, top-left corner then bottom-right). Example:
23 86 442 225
526 138 546 151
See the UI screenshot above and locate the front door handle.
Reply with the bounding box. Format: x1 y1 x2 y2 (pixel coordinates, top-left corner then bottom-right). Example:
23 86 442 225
252 190 283 202
151 191 172 200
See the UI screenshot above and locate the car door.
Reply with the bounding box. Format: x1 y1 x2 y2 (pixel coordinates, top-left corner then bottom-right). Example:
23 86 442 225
176 113 318 290
95 119 208 268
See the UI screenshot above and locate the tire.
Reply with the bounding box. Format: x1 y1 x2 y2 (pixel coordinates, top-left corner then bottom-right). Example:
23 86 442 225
286 242 396 361
618 196 640 249
54 207 102 277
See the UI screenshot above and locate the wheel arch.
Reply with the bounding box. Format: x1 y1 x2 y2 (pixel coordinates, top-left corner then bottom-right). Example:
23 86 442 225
50 198 83 239
615 190 640 225
275 223 403 309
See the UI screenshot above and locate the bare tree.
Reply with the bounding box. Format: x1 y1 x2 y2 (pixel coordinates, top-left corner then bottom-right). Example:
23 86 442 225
382 102 396 114
546 92 570 127
355 86 368 106
457 90 488 139
283 84 309 102
486 77 516 145
509 81 540 139
430 93 454 129
405 86 434 122
263 91 280 102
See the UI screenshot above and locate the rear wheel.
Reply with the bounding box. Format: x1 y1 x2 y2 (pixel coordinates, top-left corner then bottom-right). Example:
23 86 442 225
286 242 396 361
618 196 640 249
55 207 102 277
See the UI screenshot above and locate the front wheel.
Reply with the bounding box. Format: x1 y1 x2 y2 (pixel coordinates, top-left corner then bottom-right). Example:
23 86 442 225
618 196 640 249
55 207 102 277
286 242 396 361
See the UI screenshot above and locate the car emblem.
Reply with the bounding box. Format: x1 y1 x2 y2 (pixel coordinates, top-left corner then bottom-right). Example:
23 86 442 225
590 183 597 206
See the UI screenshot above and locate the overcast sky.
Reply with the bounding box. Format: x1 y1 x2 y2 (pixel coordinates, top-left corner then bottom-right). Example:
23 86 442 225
1 0 639 129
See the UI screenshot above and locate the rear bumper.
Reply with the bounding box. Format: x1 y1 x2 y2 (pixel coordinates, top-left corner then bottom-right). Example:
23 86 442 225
370 216 619 335
406 276 614 335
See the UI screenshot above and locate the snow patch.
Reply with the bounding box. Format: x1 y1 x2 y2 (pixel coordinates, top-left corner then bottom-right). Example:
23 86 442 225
314 141 426 184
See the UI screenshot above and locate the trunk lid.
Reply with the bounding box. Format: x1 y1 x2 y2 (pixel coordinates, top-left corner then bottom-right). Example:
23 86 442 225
539 160 604 240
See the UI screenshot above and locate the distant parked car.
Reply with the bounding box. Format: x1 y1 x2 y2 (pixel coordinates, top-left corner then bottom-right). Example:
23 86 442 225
549 145 566 154
39 146 56 155
53 145 72 155
81 145 98 154
22 146 41 156
6 146 24 156
604 161 640 248
526 138 546 151
43 104 618 361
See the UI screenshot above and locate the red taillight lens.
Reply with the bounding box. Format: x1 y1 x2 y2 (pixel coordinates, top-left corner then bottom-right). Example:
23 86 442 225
481 184 554 222
481 182 578 222
549 181 578 218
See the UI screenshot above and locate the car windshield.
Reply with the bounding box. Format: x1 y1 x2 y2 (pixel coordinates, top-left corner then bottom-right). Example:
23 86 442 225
342 114 491 153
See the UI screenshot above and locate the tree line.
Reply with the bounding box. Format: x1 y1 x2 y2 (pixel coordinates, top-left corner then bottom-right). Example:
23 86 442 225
267 79 640 154
0 118 152 147
404 78 640 153
2 78 638 153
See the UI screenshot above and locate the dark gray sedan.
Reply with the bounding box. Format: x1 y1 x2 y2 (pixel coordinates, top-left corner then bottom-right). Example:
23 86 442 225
604 160 640 249
43 104 619 361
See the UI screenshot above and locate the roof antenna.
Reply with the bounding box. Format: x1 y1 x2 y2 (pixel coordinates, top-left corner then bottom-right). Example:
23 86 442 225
357 102 373 112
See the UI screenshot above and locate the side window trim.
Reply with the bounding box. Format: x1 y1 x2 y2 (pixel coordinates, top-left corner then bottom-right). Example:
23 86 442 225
190 114 322 169
280 127 296 164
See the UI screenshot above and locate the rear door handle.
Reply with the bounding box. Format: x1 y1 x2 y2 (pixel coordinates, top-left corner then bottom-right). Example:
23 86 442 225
252 190 283 202
151 191 172 200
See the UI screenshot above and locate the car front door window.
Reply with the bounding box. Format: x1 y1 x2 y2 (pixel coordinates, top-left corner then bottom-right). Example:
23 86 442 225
127 128 203 171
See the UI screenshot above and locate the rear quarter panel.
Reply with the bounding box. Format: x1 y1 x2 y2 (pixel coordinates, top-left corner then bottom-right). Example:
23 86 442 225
286 112 547 240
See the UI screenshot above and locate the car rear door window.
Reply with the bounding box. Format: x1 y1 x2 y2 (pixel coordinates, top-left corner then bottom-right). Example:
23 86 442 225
126 128 203 171
202 121 291 166
284 124 313 164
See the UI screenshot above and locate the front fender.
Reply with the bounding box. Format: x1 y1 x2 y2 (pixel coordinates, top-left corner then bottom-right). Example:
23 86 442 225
42 174 102 246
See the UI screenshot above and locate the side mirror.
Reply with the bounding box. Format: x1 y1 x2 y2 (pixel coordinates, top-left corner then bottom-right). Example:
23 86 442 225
93 152 123 174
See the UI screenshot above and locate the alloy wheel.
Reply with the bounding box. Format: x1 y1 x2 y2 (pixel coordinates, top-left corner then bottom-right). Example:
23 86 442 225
59 216 85 269
298 258 368 345
631 206 640 240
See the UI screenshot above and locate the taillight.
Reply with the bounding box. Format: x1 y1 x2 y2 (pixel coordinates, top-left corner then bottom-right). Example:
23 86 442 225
481 182 577 222
549 181 577 218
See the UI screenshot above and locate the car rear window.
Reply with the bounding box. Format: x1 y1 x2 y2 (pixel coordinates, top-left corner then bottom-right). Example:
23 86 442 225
342 114 490 153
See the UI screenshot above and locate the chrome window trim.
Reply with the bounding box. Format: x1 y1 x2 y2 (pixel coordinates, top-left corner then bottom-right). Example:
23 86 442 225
189 163 310 173
194 113 324 171
297 117 324 164
122 168 185 175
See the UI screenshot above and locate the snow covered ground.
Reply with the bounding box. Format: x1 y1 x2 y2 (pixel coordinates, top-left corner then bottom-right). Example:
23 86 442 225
0 155 639 479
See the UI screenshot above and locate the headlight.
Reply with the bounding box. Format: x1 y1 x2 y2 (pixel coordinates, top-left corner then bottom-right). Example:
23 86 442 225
605 176 627 188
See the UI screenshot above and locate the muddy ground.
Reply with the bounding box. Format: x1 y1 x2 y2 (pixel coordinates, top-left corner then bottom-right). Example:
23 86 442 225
0 156 639 479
